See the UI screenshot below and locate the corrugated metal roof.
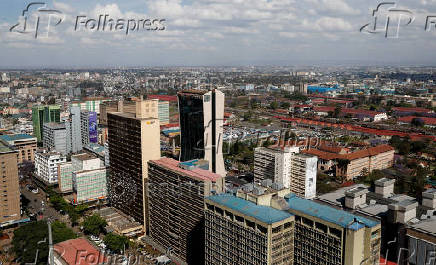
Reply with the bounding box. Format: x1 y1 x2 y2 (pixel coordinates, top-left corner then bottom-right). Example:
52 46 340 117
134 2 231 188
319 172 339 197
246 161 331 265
286 194 379 229
207 194 293 224
0 134 35 142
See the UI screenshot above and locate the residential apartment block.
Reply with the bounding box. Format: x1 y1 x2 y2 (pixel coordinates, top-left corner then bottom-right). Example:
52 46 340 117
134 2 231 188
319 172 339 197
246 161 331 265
148 158 225 265
0 134 37 163
254 147 317 199
0 142 20 225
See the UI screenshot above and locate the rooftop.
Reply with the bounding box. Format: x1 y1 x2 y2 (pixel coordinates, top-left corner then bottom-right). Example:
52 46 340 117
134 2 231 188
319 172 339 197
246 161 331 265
43 122 66 130
0 134 36 143
286 194 379 229
0 141 14 154
207 194 293 224
150 157 223 182
54 238 106 265
72 152 98 161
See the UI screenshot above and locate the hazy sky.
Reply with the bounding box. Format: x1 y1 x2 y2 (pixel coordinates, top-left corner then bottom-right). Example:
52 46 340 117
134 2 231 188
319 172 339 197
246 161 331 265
0 0 436 68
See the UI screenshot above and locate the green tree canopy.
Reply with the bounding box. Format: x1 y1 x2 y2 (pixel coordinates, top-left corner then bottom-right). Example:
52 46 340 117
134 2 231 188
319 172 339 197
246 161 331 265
104 233 129 253
82 214 107 235
13 221 76 264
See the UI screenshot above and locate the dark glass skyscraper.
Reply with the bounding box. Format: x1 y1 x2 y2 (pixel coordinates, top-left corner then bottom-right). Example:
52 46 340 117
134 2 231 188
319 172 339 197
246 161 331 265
178 90 226 176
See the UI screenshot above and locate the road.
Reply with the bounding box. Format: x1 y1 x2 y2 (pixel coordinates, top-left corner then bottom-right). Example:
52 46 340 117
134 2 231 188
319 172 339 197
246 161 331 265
21 186 65 222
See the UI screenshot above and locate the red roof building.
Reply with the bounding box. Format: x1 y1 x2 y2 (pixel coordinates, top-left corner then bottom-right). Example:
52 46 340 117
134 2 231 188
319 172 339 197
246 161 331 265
54 238 106 265
147 95 178 102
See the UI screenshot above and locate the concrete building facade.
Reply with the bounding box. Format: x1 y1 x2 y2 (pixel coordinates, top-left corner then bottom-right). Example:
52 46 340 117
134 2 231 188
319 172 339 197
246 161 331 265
35 150 66 184
0 142 20 225
148 157 225 265
254 147 317 199
65 106 83 154
0 134 37 163
107 98 160 230
43 122 67 155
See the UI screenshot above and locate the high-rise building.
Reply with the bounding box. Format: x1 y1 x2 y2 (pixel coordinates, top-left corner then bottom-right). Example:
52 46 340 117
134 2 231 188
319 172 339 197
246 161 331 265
0 142 20 225
58 162 73 193
71 97 110 115
58 153 104 198
32 105 61 143
254 147 317 199
43 123 67 155
35 149 66 184
205 194 294 265
107 98 160 229
148 157 225 265
0 134 37 163
65 106 83 154
206 184 382 265
158 101 170 125
178 90 225 176
80 111 98 145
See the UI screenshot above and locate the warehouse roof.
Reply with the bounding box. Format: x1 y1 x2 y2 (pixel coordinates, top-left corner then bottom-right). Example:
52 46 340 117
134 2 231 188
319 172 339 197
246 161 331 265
286 194 379 229
207 194 293 224
0 134 36 143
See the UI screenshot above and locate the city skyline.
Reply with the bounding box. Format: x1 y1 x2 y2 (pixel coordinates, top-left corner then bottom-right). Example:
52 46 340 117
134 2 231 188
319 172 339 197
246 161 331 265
1 0 436 68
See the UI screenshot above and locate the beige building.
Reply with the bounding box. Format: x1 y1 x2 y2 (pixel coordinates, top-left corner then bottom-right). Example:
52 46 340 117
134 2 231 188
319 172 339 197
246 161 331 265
0 134 37 164
206 184 381 265
254 147 317 199
0 142 20 225
107 97 160 232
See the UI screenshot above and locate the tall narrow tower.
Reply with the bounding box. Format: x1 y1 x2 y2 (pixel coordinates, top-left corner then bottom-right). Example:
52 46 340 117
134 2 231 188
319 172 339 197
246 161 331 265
107 97 160 232
178 89 226 176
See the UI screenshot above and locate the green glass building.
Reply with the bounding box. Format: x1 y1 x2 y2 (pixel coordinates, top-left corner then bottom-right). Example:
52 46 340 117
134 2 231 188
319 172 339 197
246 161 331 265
32 105 61 143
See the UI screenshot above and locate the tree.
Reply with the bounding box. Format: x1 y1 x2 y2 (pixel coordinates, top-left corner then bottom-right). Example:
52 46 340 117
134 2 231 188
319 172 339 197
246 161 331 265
281 102 291 109
104 233 129 253
411 117 425 127
269 101 279 110
13 221 75 264
333 106 342 118
82 214 107 235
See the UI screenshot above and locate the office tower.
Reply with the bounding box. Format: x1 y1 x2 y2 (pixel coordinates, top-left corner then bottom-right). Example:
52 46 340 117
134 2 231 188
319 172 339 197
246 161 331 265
107 98 160 228
32 105 61 143
0 134 37 163
158 101 170 125
65 106 83 154
73 168 107 204
43 123 67 155
35 149 66 184
80 110 98 145
254 147 317 199
205 194 294 265
207 184 382 265
0 142 20 225
148 158 225 265
58 153 103 197
178 89 225 176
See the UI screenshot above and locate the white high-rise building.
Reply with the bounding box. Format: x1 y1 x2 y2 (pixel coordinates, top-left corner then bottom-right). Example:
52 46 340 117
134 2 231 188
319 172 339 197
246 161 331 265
254 146 317 199
35 150 66 184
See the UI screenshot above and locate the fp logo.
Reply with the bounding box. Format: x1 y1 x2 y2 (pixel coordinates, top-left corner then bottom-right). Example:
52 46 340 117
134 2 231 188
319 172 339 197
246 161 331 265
10 2 64 39
360 2 414 38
